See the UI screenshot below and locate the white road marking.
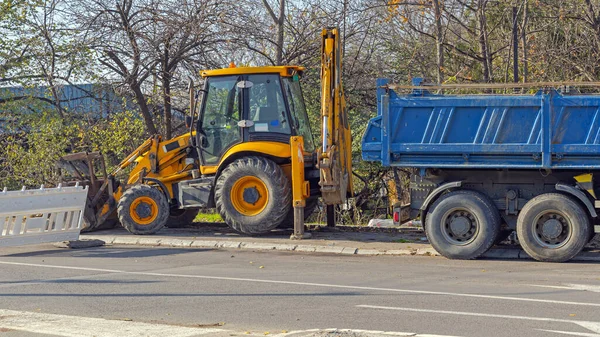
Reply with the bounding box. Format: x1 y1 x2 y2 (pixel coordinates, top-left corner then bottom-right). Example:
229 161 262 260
0 309 464 337
272 328 462 337
2 260 600 308
0 308 224 337
529 284 600 293
539 329 600 337
357 305 600 335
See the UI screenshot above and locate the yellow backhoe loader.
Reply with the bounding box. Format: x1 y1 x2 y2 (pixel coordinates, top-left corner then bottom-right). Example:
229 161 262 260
59 28 352 236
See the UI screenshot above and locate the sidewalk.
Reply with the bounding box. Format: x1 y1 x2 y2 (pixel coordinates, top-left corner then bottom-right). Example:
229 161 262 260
81 223 600 262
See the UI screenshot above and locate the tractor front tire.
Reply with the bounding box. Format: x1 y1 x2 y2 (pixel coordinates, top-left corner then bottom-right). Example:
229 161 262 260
215 157 291 235
117 185 169 235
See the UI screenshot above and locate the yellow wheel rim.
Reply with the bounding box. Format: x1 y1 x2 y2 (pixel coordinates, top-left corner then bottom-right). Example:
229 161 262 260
129 196 159 225
231 176 269 216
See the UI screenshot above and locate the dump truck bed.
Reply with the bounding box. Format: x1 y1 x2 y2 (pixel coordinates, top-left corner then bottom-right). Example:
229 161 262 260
362 79 600 170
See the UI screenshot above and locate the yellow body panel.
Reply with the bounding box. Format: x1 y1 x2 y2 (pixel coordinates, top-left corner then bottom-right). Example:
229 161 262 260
291 136 310 207
201 141 292 175
125 133 194 199
201 66 305 78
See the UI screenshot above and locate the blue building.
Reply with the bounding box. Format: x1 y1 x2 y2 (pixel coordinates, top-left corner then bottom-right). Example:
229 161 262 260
0 83 133 117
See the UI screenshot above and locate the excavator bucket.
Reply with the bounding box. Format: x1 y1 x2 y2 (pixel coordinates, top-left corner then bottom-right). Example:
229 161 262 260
57 152 120 232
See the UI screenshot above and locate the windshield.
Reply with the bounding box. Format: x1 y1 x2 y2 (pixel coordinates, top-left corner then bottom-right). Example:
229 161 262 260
283 77 314 152
200 75 242 164
248 74 291 135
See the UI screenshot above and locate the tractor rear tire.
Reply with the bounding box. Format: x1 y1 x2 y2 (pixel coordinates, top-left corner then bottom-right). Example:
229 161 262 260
166 209 200 228
215 157 291 235
117 185 169 235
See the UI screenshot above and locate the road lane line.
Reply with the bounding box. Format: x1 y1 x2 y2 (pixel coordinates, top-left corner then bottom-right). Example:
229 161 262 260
538 329 600 337
273 328 463 337
2 260 600 308
0 308 224 337
529 284 600 293
356 305 600 334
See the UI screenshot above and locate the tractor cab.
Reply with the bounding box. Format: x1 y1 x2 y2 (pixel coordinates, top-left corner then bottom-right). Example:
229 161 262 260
197 65 315 166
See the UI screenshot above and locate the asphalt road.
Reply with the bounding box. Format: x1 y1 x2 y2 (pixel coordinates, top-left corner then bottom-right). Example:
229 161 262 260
1 244 600 337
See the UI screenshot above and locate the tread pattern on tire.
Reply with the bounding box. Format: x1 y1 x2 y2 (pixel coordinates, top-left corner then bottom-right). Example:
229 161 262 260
215 156 291 235
426 190 501 260
117 184 169 235
517 193 590 262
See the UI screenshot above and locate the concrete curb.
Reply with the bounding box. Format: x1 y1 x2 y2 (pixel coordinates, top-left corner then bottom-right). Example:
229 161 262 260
82 235 600 262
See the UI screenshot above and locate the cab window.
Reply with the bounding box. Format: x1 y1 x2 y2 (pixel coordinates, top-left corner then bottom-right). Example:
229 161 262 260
247 74 290 134
200 75 242 164
283 76 315 152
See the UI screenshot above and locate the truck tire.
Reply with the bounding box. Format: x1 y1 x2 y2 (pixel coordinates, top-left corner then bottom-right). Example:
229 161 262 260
517 193 590 262
425 190 501 259
215 157 291 235
165 209 200 228
117 185 169 235
278 197 319 229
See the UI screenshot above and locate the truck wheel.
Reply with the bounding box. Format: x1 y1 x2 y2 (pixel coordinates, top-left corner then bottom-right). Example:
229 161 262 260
165 209 200 228
278 197 319 229
117 185 169 235
517 193 590 262
215 157 291 235
425 190 501 259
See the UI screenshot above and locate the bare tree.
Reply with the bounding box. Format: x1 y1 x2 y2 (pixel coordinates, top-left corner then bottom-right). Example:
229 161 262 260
432 0 445 84
261 0 285 65
143 0 228 138
70 0 159 134
521 0 528 83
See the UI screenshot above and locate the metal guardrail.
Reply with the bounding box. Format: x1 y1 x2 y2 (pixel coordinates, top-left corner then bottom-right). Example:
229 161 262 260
0 184 88 247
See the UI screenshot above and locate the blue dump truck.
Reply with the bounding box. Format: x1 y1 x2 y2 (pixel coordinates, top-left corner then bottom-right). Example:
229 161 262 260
362 78 600 262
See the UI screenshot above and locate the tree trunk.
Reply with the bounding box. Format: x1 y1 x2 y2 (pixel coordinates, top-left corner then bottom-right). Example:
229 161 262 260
163 74 172 139
132 82 158 135
477 0 492 82
432 0 444 84
276 0 285 65
261 0 285 65
162 48 172 139
521 0 528 83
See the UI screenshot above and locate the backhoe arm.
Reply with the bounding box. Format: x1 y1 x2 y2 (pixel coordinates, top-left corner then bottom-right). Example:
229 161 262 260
319 28 354 210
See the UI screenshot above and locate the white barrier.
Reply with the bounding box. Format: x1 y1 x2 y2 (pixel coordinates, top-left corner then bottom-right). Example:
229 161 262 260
0 184 88 247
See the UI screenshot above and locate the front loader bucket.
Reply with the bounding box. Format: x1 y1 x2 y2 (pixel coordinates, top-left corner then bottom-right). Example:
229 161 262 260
58 152 120 232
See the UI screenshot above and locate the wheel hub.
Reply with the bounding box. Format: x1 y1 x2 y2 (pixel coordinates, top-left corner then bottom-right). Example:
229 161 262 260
442 209 478 245
129 196 159 225
242 187 261 204
541 218 563 239
231 176 269 216
449 216 471 236
534 212 570 247
135 202 152 218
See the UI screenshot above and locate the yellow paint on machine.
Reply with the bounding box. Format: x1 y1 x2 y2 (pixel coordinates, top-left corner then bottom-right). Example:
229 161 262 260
201 66 305 78
200 141 292 175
